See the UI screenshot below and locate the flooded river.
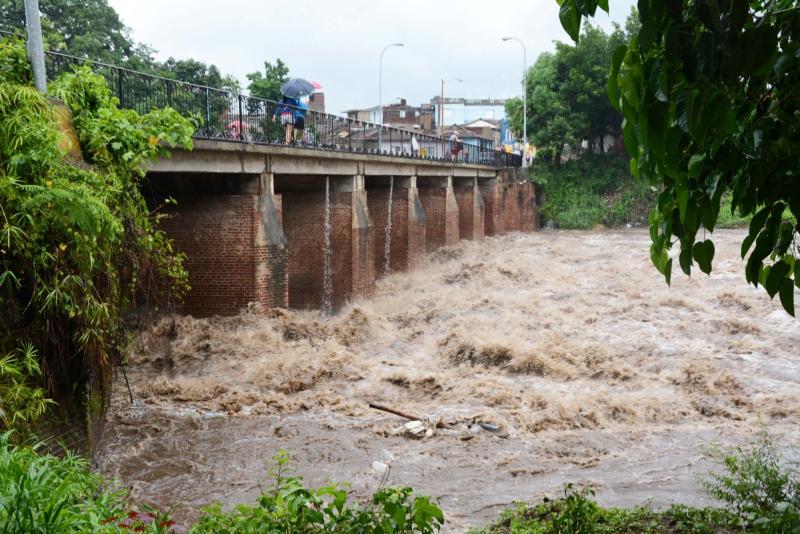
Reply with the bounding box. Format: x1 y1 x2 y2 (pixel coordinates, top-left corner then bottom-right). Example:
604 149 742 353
96 229 800 532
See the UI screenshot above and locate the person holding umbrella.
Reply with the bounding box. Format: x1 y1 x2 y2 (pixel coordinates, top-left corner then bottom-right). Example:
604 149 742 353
275 78 320 145
273 94 299 144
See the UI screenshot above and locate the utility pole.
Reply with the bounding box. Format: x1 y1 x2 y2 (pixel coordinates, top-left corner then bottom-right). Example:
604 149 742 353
24 0 47 94
439 78 462 136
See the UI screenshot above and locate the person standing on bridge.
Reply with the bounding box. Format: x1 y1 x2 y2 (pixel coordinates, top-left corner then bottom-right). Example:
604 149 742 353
273 95 299 144
293 98 308 145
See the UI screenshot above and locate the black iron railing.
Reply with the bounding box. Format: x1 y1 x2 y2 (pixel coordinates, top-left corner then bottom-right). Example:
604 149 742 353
1 30 521 167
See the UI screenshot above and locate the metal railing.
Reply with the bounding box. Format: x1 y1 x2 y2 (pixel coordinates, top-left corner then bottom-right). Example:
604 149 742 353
1 30 521 167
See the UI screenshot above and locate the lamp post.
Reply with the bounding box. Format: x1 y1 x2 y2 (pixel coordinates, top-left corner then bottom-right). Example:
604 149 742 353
23 0 47 93
439 77 462 136
378 42 403 152
502 36 527 166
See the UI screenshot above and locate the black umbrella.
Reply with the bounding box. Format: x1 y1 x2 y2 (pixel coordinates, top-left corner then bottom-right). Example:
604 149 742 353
280 78 316 98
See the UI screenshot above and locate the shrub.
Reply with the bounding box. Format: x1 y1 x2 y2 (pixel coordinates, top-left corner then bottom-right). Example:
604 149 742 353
0 36 193 440
0 431 119 532
703 433 799 531
532 153 656 229
191 451 444 533
0 344 52 441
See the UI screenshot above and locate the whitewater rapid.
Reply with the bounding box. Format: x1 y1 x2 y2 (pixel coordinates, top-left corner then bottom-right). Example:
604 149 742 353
97 229 800 532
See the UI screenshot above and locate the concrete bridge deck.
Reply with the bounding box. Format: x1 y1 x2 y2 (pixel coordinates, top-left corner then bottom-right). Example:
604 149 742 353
148 140 537 316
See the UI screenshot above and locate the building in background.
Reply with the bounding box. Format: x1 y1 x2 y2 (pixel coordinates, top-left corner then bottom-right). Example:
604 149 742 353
431 97 507 130
308 90 325 113
340 97 502 149
343 99 435 130
343 105 380 123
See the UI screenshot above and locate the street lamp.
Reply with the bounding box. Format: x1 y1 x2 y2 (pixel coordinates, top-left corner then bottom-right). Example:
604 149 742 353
502 36 527 166
378 42 403 151
439 78 462 136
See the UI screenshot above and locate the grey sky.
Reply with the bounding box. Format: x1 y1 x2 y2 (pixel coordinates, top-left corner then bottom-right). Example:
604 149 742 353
109 0 636 116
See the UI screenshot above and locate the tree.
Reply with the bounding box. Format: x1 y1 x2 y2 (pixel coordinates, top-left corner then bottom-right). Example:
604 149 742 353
0 0 152 65
247 58 289 102
558 0 799 315
159 58 240 91
506 22 628 161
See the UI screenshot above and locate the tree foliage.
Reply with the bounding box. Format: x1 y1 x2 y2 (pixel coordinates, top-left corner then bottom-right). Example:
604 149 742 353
558 0 800 315
247 58 290 102
0 0 152 66
505 20 631 160
0 36 193 435
0 0 242 88
158 57 241 91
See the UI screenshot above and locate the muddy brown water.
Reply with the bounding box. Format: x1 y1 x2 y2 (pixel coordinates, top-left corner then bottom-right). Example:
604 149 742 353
96 229 800 532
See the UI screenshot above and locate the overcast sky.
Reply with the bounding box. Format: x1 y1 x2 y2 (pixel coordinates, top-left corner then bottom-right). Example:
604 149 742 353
109 0 636 116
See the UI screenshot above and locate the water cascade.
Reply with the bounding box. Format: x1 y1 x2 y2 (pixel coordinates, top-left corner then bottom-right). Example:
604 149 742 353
321 176 333 315
383 176 394 276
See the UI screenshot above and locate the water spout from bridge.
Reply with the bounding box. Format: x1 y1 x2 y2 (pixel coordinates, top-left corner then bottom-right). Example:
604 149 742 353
383 176 394 276
322 176 333 316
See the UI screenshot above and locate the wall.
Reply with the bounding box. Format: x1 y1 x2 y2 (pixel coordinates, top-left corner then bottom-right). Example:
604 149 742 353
418 178 459 250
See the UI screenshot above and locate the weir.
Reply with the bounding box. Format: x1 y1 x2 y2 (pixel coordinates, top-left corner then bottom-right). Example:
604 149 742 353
147 140 537 316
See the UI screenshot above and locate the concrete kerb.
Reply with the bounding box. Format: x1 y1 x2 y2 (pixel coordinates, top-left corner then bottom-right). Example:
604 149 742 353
149 139 503 175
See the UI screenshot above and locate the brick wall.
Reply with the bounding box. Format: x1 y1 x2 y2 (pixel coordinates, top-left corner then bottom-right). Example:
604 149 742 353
454 182 485 241
159 194 274 316
520 182 538 231
481 183 501 236
369 185 408 275
283 187 375 309
418 182 459 250
367 182 426 275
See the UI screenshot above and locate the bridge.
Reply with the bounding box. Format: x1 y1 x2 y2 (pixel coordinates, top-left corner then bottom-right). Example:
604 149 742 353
38 41 536 315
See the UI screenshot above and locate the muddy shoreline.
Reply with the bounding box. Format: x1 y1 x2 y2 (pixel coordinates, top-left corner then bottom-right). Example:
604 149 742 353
96 229 800 532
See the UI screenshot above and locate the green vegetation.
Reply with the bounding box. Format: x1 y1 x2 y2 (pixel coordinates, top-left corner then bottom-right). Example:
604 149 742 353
505 13 636 161
557 0 800 315
472 486 738 533
534 153 656 229
505 11 657 230
0 36 192 439
473 434 798 533
0 444 444 533
193 452 444 533
247 58 291 103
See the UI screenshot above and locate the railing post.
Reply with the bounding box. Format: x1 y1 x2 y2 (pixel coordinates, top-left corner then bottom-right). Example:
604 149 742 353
117 69 125 108
348 120 352 151
237 94 243 140
204 87 210 135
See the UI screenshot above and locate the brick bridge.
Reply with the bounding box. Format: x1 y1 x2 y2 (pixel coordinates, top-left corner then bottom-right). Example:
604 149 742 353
148 140 537 316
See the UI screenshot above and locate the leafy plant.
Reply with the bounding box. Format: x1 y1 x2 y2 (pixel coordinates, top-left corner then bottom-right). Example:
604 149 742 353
557 0 800 315
471 484 738 533
534 153 656 229
704 432 799 530
191 451 444 533
0 344 53 441
0 36 192 442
